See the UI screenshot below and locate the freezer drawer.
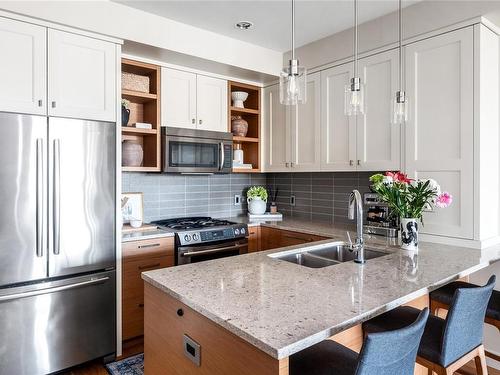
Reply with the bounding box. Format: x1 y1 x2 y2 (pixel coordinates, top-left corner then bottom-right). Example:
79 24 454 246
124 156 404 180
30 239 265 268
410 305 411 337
0 270 116 375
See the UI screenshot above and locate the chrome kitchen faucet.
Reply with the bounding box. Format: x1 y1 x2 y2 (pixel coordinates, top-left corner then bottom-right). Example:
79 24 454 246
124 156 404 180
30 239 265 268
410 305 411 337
347 189 366 264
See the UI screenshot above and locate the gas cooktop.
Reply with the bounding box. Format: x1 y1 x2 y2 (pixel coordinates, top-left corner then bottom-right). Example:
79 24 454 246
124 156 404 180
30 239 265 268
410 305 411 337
151 216 248 246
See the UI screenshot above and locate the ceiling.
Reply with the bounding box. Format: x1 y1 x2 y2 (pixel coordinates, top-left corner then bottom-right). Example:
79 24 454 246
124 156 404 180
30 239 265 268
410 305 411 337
115 0 421 52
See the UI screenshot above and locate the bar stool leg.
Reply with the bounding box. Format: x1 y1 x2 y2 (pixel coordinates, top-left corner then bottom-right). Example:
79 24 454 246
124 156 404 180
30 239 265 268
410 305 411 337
474 345 488 375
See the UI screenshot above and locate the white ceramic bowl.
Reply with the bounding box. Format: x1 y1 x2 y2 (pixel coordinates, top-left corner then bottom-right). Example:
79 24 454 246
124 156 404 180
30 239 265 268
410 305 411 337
232 91 249 108
130 219 143 228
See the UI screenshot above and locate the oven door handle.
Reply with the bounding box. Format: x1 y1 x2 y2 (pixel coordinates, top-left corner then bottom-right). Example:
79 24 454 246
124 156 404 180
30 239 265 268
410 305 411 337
181 243 247 257
219 142 224 170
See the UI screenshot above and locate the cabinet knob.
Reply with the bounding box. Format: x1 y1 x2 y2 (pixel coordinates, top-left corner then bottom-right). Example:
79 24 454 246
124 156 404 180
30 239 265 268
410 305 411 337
51 101 56 108
285 162 289 168
38 100 43 107
177 308 184 317
349 160 354 166
290 162 294 168
357 160 360 166
192 118 196 124
199 119 203 125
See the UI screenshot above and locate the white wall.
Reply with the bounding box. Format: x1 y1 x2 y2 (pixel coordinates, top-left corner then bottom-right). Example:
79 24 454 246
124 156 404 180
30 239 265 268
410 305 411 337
0 0 282 78
285 0 500 71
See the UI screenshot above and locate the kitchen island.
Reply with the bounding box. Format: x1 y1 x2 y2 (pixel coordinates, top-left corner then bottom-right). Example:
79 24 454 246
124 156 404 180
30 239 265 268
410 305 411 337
141 224 500 375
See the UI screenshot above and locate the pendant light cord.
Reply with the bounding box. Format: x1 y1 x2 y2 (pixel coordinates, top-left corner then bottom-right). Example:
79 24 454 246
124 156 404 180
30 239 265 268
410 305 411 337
291 0 296 61
354 0 358 78
398 0 403 90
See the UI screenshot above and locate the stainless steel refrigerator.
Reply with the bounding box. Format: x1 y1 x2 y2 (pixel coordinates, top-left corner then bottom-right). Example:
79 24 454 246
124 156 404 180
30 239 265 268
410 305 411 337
0 113 116 374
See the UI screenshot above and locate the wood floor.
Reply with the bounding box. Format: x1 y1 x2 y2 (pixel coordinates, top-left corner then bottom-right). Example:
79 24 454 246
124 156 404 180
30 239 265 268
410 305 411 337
62 338 143 375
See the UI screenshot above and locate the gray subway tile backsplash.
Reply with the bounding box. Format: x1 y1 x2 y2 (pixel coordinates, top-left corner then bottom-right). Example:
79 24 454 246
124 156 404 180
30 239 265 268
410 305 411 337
122 171 374 223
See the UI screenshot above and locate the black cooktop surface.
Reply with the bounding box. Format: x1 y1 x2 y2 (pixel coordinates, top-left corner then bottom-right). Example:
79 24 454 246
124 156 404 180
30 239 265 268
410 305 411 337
152 217 237 231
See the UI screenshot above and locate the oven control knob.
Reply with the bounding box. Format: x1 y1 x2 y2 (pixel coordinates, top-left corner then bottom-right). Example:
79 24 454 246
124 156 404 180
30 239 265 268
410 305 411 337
234 229 240 235
192 233 199 241
240 228 246 235
184 234 192 242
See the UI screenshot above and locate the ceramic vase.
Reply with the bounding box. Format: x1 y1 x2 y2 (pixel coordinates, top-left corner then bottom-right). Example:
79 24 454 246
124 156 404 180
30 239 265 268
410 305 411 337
231 91 248 108
122 140 143 167
400 218 418 251
122 105 130 126
247 197 266 215
231 116 248 137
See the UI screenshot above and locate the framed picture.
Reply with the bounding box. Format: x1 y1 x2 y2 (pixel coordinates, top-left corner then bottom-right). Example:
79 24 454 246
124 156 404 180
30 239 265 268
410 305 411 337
121 192 144 223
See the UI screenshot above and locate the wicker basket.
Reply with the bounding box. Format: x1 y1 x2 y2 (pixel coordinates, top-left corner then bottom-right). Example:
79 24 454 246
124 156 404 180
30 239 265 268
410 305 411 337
122 72 150 93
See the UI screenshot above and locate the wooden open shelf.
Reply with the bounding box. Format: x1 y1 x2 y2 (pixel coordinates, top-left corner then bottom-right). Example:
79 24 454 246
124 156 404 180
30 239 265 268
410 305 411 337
121 58 161 172
228 81 261 173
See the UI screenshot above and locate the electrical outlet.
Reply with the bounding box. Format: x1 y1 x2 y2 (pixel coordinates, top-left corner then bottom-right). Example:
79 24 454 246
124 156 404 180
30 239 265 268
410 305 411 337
290 195 296 206
234 194 241 205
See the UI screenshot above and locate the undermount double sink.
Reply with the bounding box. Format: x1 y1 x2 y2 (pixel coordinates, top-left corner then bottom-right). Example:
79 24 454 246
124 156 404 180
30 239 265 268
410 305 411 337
268 241 387 268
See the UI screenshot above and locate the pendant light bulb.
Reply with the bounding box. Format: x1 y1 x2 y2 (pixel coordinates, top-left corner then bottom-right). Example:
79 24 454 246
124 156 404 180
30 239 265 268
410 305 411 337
280 0 307 105
392 0 408 125
345 0 365 116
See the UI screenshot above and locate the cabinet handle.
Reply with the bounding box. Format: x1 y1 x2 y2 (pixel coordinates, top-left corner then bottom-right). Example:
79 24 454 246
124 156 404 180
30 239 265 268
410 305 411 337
138 303 144 308
138 243 160 249
192 118 196 124
349 160 354 166
285 162 289 168
51 101 56 108
199 119 203 125
290 162 294 168
357 160 360 166
138 262 161 270
38 100 43 107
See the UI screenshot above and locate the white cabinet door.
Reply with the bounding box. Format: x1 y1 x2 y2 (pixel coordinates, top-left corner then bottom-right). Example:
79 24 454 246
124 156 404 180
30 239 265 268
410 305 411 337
48 29 116 122
405 27 474 239
320 63 356 171
196 75 227 132
357 50 401 171
161 68 196 129
0 17 46 115
290 72 321 171
263 84 290 172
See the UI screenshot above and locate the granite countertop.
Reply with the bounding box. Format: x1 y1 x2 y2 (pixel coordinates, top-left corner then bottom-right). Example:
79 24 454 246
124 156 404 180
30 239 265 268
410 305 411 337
142 217 500 360
121 227 174 242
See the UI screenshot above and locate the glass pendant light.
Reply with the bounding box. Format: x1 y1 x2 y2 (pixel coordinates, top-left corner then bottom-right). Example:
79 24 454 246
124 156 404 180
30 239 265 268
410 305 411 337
280 0 306 105
345 0 365 116
392 0 408 124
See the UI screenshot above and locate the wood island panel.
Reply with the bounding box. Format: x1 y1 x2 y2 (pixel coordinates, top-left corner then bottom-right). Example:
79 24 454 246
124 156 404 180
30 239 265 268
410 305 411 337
144 282 287 375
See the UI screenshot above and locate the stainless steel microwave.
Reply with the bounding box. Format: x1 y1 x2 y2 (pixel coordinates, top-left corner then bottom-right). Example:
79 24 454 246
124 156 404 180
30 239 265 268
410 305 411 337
162 127 233 173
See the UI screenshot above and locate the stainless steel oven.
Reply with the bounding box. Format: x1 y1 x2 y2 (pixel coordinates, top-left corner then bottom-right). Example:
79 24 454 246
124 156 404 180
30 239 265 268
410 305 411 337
177 238 248 265
162 127 233 173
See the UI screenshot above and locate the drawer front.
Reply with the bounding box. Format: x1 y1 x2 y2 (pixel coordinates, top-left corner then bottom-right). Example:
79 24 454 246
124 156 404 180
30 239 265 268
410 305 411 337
122 236 174 260
123 256 173 301
122 255 173 340
279 229 327 246
248 226 261 252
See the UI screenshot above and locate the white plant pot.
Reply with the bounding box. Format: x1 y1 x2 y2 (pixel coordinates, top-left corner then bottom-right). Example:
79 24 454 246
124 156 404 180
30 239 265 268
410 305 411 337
400 218 419 251
232 91 248 108
247 197 266 215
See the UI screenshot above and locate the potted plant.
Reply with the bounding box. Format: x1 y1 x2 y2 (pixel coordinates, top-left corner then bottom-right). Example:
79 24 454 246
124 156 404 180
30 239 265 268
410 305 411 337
246 186 268 215
369 172 452 251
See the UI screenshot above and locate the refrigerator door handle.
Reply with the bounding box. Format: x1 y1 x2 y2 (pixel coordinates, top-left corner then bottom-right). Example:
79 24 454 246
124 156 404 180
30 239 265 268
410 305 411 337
36 138 44 257
53 139 61 255
0 276 110 302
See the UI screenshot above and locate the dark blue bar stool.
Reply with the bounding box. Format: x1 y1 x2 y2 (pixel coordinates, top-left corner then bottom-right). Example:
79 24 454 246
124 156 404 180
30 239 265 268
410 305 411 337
363 276 495 375
289 308 429 375
430 279 500 363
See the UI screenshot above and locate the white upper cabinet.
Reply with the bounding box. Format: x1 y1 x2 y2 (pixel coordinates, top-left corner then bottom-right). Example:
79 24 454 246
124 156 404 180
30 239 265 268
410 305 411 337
48 29 116 122
290 72 321 171
0 17 46 115
161 68 197 129
405 27 474 239
357 50 401 171
161 68 228 132
196 75 228 132
320 63 357 171
263 84 289 171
